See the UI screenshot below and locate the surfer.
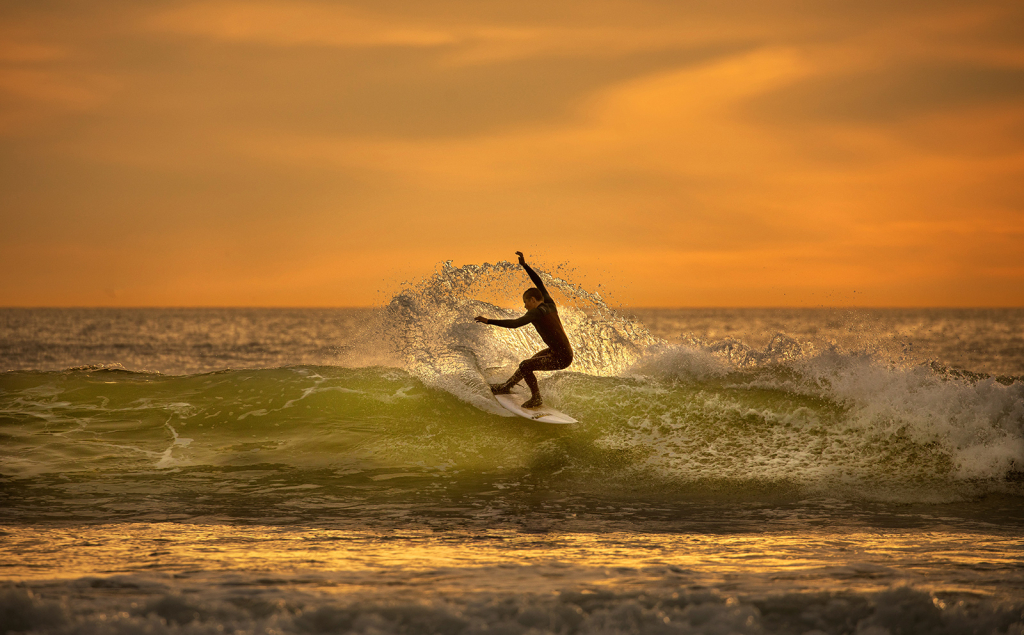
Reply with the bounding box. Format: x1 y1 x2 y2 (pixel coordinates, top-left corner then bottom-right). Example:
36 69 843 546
475 251 573 409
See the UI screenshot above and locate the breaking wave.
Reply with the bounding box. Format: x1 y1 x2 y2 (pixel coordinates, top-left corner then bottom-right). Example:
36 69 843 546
2 261 1022 513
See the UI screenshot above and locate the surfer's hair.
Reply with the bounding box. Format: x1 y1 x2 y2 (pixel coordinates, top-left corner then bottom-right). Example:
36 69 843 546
523 288 543 301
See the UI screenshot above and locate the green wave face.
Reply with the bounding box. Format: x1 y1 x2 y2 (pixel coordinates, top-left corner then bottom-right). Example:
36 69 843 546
3 361 1021 524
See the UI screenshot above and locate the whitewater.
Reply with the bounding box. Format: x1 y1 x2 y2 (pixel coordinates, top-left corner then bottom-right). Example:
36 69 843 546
2 261 1023 635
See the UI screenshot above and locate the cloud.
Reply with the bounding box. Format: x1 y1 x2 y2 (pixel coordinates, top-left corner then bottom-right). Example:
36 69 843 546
751 64 1024 124
0 39 66 63
143 0 842 69
148 2 456 49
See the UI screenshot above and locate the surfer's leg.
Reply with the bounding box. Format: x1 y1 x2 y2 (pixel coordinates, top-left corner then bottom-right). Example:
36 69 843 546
518 350 555 408
520 382 542 409
521 367 541 405
519 349 573 408
490 349 551 395
489 372 520 394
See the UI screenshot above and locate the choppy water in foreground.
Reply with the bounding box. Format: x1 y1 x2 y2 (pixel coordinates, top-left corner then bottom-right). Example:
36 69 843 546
2 263 1024 634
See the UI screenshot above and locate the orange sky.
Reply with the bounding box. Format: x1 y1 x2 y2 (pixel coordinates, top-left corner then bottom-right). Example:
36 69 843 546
1 1 1023 307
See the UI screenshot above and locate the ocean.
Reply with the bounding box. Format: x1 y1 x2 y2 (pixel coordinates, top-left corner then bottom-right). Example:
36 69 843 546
2 262 1023 635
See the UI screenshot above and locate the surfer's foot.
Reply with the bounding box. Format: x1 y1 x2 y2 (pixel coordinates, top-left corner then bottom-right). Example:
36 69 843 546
521 395 543 409
489 383 514 395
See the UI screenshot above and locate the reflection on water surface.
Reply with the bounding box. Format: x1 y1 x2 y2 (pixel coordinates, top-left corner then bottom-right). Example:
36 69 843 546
4 524 1022 602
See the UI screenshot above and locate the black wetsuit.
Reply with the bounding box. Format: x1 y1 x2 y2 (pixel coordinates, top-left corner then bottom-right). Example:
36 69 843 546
488 263 573 397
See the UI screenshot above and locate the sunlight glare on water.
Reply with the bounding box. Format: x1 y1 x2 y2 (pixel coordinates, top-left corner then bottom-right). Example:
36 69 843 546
3 524 1022 601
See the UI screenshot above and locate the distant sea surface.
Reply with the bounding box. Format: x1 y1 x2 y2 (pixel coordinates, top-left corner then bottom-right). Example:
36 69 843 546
3 266 1023 634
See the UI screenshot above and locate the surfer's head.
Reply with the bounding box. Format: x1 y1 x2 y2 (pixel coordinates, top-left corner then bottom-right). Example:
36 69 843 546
523 288 543 310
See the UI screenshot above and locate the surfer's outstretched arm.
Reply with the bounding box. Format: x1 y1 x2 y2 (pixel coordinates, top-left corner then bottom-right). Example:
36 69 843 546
475 311 539 328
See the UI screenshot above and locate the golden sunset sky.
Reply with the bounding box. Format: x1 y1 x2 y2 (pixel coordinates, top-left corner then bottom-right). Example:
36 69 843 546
2 1 1022 307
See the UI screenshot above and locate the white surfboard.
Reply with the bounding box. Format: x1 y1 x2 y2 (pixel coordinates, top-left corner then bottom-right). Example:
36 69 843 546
494 392 577 424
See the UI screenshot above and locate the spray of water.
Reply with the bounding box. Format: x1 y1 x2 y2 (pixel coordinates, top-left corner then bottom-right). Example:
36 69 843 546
380 260 660 412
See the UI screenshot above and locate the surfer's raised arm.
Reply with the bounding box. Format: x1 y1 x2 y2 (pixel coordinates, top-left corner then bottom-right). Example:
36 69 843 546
516 251 553 305
474 251 550 326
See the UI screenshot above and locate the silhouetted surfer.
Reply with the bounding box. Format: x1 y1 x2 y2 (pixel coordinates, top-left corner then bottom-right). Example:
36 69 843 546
475 251 573 409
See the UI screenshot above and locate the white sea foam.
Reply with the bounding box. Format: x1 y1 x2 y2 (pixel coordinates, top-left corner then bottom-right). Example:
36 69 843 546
2 572 1022 635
